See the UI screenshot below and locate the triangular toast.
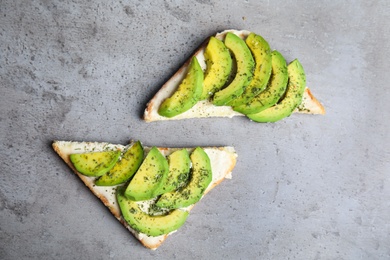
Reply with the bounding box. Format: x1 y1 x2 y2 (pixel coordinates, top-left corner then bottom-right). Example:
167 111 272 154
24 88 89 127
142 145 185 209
52 140 237 250
144 29 325 122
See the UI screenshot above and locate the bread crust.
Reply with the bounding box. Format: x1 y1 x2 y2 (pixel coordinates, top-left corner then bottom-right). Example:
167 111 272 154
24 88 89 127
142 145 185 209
52 140 237 250
144 29 325 122
297 87 326 115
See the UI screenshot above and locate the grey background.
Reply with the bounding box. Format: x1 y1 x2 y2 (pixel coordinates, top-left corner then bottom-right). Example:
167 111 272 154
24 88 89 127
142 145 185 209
1 0 389 259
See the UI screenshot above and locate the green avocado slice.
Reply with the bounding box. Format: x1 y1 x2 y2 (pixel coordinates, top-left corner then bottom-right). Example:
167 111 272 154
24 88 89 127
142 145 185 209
155 147 212 209
212 32 255 106
117 187 189 237
125 147 168 201
233 50 288 115
95 141 144 186
157 149 191 194
158 56 204 117
229 33 272 107
69 150 121 177
247 59 306 122
200 36 233 100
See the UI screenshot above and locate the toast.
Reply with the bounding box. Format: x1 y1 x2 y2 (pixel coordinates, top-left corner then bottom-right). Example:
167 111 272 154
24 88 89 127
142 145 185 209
144 29 325 122
52 140 237 250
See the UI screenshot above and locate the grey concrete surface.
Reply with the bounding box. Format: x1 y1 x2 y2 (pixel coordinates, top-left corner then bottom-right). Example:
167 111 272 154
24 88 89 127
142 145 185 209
1 0 389 259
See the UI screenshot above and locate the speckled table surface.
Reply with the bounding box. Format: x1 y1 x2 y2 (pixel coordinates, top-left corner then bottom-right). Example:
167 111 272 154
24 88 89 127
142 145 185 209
1 1 389 259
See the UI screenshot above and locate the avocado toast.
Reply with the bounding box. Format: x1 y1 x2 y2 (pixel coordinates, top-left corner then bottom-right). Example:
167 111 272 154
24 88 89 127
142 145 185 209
144 29 325 122
52 140 237 250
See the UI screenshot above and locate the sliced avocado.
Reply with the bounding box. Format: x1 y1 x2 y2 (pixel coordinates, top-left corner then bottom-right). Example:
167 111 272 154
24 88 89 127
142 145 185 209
233 50 288 114
156 147 212 209
157 149 191 194
125 147 168 201
117 187 189 237
95 141 144 186
212 32 255 106
200 36 233 100
158 56 204 117
229 33 272 107
247 59 306 122
70 150 120 177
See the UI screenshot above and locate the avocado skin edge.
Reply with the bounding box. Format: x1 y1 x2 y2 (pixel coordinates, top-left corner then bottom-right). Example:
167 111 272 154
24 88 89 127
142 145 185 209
212 32 255 106
124 147 169 201
233 50 288 115
201 36 233 100
117 186 189 237
228 33 272 107
95 141 144 186
155 147 212 209
70 150 121 177
247 59 306 123
156 149 191 195
158 56 204 118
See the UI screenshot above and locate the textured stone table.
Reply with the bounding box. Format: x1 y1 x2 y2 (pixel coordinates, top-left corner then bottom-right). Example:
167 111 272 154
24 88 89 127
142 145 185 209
1 1 389 259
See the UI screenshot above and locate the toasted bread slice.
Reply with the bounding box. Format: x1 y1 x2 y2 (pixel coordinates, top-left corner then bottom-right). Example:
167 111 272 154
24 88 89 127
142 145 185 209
52 140 237 250
144 29 325 122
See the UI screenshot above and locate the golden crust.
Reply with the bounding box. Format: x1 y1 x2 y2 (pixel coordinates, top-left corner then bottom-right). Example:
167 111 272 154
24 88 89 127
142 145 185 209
297 88 326 115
